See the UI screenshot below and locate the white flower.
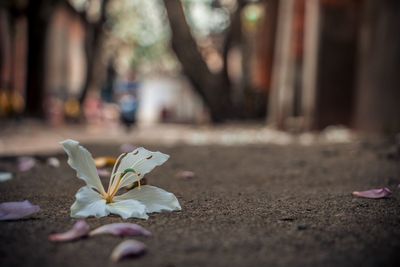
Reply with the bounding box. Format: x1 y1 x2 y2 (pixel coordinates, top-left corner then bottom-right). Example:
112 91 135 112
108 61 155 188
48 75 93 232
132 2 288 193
61 139 181 219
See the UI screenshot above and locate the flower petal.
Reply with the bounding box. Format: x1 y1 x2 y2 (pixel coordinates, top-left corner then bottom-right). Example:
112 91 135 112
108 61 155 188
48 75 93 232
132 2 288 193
106 199 148 220
71 186 109 218
48 220 90 242
352 187 392 199
114 185 181 213
89 223 151 237
0 172 13 182
0 200 40 221
17 156 36 172
176 170 195 179
111 240 147 262
61 139 105 195
47 157 60 168
114 148 169 189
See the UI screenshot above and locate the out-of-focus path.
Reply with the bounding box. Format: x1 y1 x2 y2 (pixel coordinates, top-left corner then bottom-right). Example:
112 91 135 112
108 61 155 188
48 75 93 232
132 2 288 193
0 120 356 155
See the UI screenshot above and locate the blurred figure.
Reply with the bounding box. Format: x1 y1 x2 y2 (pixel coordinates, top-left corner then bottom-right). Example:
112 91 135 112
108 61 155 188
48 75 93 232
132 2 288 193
117 71 139 130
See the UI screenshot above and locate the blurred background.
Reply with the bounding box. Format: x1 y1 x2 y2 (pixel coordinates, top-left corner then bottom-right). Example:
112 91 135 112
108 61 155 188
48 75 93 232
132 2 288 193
0 0 399 136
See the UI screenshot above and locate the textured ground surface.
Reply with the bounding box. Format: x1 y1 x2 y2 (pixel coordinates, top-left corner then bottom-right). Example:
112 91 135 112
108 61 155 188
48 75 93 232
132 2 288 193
1 141 400 267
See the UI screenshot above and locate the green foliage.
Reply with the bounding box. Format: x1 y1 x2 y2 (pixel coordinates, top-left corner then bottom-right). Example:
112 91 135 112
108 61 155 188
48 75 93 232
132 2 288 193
71 0 233 73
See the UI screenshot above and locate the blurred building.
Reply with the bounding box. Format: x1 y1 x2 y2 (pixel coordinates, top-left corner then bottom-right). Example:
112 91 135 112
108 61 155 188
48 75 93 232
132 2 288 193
266 0 400 133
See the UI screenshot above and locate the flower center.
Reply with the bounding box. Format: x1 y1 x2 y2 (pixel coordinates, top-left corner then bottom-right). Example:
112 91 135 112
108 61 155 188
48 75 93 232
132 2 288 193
105 194 114 204
105 168 139 204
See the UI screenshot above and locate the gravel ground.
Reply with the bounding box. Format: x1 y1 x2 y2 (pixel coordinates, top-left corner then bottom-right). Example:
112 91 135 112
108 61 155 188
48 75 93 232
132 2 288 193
1 141 400 267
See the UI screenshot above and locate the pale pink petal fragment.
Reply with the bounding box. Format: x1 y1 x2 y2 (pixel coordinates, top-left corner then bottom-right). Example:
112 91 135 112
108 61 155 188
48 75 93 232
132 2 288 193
120 144 137 153
97 168 111 178
18 157 36 172
47 157 60 168
352 187 392 199
111 240 147 262
0 200 40 221
48 220 90 242
176 170 195 179
90 223 151 237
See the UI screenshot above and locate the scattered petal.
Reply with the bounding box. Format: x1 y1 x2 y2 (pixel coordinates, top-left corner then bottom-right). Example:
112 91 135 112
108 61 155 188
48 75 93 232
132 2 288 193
47 157 60 168
111 240 147 262
0 172 13 182
94 157 117 168
120 144 137 153
97 168 111 178
352 187 392 199
0 200 40 221
17 157 36 172
90 223 151 237
48 220 90 242
176 170 195 179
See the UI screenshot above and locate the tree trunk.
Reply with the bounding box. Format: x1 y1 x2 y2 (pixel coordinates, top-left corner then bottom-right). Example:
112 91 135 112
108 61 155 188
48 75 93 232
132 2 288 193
354 0 400 134
25 0 53 117
163 0 232 122
78 0 109 105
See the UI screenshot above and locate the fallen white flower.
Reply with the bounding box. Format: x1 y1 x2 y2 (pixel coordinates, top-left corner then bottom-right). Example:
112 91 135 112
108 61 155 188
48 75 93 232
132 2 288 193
61 139 181 219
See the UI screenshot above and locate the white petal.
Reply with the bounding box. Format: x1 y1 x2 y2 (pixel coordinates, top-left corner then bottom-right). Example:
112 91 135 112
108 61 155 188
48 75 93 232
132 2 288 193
114 185 181 214
61 139 106 195
0 172 13 182
106 199 148 220
71 186 109 218
115 148 169 188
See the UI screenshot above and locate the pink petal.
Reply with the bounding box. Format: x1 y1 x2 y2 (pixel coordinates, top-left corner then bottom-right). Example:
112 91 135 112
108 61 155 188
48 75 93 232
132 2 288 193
176 170 195 179
0 200 40 220
111 240 147 262
352 187 392 199
120 144 137 153
17 157 36 172
90 223 151 237
48 220 90 242
97 168 111 178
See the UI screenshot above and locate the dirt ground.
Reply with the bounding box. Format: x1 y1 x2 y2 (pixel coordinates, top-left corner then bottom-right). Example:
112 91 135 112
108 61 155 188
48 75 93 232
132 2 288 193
1 141 400 267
